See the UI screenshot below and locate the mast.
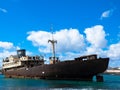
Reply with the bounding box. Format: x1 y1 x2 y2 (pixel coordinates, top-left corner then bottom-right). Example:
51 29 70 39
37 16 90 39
48 26 57 60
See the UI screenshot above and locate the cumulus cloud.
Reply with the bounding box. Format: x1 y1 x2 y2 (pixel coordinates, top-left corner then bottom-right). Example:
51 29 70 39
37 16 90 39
26 26 109 59
0 25 118 67
100 9 113 19
107 43 120 60
58 52 81 61
54 28 84 53
0 41 32 60
83 25 109 58
26 25 120 67
27 28 85 54
0 41 17 67
85 46 104 55
0 50 16 58
84 25 120 62
0 50 17 67
27 31 51 53
0 41 20 59
84 25 107 48
0 41 14 49
0 8 7 13
27 31 51 47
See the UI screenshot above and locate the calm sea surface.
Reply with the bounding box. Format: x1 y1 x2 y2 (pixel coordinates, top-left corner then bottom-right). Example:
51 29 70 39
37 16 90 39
0 74 120 90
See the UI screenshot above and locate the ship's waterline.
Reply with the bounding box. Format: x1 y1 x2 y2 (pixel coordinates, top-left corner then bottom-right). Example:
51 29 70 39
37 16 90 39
2 36 109 81
2 49 109 81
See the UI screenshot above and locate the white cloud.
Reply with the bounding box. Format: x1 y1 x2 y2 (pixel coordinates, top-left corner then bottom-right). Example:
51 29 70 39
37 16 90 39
0 41 17 67
0 50 16 58
0 50 16 67
107 43 120 60
27 31 51 47
58 52 81 61
27 26 108 58
84 25 107 48
0 8 7 13
0 25 119 67
85 46 103 55
27 31 51 53
26 25 120 67
0 41 33 67
0 49 32 67
0 41 20 59
102 10 110 17
100 9 113 19
0 41 14 49
0 48 32 59
27 28 85 54
55 28 84 53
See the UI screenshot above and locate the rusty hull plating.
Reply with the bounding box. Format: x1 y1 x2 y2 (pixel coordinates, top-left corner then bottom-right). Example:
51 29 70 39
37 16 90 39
2 49 109 81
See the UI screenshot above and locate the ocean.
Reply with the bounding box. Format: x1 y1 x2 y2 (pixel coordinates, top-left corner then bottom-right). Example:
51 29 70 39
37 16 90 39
0 74 120 90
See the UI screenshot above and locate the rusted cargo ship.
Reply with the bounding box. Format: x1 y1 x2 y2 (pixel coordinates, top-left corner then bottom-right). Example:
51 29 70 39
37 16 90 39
2 37 109 81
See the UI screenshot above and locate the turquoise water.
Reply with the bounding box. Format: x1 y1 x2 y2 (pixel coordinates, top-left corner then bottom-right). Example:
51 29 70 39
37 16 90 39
0 74 120 90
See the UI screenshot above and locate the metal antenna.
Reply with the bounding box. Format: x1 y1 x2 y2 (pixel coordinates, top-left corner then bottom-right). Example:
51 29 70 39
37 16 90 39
51 25 54 40
48 25 57 59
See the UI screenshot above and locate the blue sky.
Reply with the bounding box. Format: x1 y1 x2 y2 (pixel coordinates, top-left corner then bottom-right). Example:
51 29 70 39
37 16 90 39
0 0 120 67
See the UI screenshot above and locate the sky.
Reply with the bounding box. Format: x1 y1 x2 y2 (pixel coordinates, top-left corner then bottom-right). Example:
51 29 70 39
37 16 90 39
0 0 120 67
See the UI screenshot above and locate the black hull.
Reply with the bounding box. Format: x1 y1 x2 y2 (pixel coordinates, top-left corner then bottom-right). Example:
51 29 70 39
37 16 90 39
3 58 109 81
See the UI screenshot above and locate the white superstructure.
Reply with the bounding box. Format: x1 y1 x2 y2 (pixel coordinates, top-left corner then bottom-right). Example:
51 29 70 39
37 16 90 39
2 49 44 69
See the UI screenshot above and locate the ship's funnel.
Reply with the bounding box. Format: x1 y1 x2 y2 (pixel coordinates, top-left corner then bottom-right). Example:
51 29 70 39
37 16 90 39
17 49 26 58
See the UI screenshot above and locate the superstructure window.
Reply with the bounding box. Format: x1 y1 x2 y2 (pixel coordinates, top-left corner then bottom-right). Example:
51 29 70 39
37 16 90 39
28 57 32 59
